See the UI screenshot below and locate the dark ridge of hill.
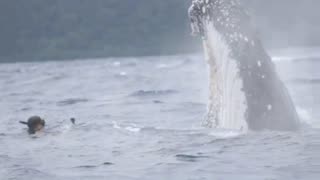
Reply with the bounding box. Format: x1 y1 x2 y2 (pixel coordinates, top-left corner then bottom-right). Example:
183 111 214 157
0 0 319 62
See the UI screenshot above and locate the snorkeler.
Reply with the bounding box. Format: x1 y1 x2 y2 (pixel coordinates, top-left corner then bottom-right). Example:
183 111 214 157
19 116 76 134
19 116 45 134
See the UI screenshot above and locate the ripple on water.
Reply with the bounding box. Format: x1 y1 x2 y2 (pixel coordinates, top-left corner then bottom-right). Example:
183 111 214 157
130 90 178 97
7 167 52 180
175 154 210 162
56 98 89 106
74 162 114 169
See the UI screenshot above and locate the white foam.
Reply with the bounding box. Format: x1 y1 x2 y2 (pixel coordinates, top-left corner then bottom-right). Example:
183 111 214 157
113 61 121 67
296 107 312 122
119 72 127 76
257 61 262 67
112 121 121 129
209 129 244 138
156 63 169 69
112 121 141 133
124 126 141 133
203 21 248 131
296 107 319 128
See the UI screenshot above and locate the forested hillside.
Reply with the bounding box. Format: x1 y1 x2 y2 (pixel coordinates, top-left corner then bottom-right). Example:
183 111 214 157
0 0 319 62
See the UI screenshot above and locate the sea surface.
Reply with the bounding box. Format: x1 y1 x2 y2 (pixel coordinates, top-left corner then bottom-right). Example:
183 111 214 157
0 47 319 180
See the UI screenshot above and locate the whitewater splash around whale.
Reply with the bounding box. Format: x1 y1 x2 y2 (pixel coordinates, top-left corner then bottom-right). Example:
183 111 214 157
189 0 300 131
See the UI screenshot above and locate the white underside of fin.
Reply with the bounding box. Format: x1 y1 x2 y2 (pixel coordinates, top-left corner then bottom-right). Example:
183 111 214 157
204 21 248 131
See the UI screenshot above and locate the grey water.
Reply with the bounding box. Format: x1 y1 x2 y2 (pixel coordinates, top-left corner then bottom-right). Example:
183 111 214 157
0 47 319 180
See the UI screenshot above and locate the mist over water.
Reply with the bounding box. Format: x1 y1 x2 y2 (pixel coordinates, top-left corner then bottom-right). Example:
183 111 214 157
243 0 320 48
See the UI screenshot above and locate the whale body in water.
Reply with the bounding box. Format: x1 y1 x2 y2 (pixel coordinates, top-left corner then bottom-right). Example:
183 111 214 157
189 0 300 131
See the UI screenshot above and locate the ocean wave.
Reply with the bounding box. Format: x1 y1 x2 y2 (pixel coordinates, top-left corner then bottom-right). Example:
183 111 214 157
155 60 189 69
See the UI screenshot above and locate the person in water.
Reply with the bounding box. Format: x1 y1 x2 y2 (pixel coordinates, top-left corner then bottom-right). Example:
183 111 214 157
19 116 45 134
19 116 76 134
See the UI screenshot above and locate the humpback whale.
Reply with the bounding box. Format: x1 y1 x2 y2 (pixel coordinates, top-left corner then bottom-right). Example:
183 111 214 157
189 0 300 131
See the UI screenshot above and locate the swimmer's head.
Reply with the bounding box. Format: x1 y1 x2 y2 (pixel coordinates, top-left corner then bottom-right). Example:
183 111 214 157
20 116 45 134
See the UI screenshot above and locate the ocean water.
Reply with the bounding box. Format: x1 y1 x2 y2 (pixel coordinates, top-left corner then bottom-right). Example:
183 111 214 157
0 48 319 180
